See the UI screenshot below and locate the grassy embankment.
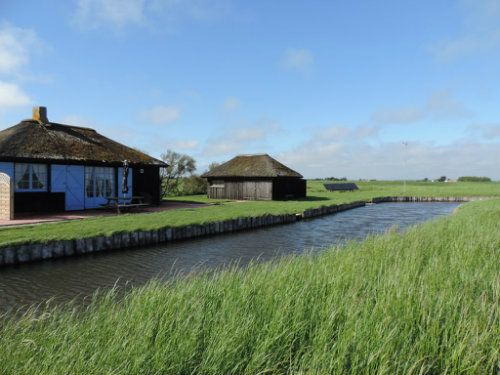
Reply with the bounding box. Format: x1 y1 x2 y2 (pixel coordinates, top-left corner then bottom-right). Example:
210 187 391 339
1 198 499 374
0 180 498 246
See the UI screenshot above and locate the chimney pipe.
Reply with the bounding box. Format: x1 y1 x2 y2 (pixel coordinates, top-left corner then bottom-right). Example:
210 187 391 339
32 106 49 124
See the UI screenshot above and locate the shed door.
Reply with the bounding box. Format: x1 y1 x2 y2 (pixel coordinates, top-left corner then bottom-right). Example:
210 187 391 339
66 166 85 210
51 165 84 211
51 165 66 193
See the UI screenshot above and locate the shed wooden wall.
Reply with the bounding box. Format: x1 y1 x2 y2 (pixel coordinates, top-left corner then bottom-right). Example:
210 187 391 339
208 180 273 200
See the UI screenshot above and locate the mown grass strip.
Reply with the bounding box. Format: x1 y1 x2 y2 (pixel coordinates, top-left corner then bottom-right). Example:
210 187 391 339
0 198 499 374
0 181 498 246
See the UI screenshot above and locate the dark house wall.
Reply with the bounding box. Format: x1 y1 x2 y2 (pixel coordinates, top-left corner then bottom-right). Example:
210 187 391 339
14 192 65 213
132 165 161 204
272 178 306 200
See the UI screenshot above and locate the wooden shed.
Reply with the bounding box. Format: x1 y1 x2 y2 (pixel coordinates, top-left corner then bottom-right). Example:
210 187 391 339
0 107 167 214
201 154 306 200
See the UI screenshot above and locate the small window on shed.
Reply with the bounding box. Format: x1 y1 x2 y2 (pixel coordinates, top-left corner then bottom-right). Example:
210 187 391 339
210 180 225 188
14 163 47 192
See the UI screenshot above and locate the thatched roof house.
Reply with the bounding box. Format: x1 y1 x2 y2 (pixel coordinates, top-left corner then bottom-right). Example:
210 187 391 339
0 120 164 166
201 154 306 200
0 107 166 213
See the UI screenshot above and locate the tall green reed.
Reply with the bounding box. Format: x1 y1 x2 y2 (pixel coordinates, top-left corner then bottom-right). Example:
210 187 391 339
1 199 499 374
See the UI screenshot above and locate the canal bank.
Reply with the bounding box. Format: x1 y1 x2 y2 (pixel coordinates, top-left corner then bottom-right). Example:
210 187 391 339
0 196 492 267
1 198 498 375
0 201 464 312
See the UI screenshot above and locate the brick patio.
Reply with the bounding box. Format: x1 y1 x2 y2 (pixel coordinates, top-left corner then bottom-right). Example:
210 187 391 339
0 201 211 227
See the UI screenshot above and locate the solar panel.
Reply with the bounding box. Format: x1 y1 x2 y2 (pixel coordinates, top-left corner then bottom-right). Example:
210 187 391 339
324 183 358 191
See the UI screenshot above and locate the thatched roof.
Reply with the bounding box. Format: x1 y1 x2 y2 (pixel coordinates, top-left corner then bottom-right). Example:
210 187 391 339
0 120 166 166
202 154 303 178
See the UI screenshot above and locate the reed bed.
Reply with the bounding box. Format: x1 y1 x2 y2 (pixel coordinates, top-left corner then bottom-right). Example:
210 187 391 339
1 198 499 374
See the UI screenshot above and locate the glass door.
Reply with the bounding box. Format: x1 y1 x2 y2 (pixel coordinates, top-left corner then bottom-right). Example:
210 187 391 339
84 166 115 208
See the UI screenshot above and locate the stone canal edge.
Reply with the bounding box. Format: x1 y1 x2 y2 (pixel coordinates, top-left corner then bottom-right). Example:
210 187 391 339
0 196 493 266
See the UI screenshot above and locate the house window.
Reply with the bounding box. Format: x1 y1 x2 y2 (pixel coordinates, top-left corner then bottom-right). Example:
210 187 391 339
85 167 115 199
14 163 47 191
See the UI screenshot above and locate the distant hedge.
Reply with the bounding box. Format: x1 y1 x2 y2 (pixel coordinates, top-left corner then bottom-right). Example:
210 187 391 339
458 176 492 182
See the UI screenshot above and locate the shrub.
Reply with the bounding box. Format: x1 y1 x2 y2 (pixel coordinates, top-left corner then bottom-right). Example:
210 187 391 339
458 176 492 182
182 174 207 195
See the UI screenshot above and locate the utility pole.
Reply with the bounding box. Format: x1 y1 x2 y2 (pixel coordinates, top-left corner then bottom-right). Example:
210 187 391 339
402 141 408 194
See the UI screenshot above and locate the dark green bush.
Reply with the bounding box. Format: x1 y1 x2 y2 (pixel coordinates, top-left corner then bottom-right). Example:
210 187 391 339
458 176 492 182
182 174 207 195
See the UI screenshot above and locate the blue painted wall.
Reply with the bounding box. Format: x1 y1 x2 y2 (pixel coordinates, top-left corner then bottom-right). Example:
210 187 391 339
1 162 135 212
66 166 85 210
51 164 66 193
0 162 14 180
51 164 85 211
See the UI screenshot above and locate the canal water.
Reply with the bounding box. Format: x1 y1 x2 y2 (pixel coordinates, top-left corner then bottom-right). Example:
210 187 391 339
0 202 461 313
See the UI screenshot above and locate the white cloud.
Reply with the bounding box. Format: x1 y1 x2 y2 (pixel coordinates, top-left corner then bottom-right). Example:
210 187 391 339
73 0 146 32
430 0 500 61
0 81 32 108
0 27 28 74
203 140 241 156
168 139 200 150
0 24 45 76
0 24 50 113
222 96 241 112
467 122 500 140
277 126 499 180
426 90 470 120
57 115 138 145
72 0 233 33
203 119 281 156
58 114 96 127
149 0 234 21
431 34 499 61
139 105 180 125
229 123 266 141
279 48 314 70
315 125 352 141
276 125 378 175
371 106 425 125
355 125 380 138
310 125 379 143
99 124 137 144
372 90 469 125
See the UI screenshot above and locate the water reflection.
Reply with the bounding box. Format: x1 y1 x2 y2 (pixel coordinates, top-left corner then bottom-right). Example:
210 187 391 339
0 202 461 313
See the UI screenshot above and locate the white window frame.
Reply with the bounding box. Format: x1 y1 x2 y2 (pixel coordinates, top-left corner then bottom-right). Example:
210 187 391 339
14 163 48 192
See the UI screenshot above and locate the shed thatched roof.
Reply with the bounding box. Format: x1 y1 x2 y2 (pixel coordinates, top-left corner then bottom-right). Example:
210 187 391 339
0 120 166 166
201 154 303 178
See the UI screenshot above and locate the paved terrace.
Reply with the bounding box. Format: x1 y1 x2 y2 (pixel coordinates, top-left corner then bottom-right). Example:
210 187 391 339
0 201 211 227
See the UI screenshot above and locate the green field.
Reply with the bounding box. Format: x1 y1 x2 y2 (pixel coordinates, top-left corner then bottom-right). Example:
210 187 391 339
0 180 498 246
1 198 498 374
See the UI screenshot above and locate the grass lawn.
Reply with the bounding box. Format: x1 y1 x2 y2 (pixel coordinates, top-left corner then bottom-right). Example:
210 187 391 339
0 180 498 247
1 198 498 374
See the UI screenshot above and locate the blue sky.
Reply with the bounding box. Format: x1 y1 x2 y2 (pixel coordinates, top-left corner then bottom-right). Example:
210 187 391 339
1 0 499 180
